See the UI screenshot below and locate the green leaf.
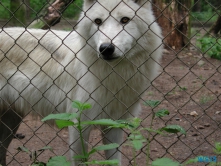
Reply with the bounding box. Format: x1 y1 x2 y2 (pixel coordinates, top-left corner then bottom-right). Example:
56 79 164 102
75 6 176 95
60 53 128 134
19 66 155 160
114 120 135 129
151 158 180 166
131 139 146 150
92 143 119 152
72 100 92 111
82 119 120 126
88 144 119 156
155 109 170 118
214 142 221 155
183 157 199 165
72 100 83 110
85 159 119 165
73 155 88 161
81 103 92 110
128 134 144 140
38 146 53 152
144 100 160 108
127 133 146 150
17 146 30 153
161 125 186 135
42 113 78 122
47 156 71 166
55 120 75 129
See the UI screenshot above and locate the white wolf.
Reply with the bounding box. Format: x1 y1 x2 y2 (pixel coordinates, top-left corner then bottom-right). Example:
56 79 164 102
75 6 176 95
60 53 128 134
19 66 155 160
0 0 162 165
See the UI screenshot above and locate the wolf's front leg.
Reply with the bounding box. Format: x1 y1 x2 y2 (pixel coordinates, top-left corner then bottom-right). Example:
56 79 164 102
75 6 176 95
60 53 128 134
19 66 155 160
102 128 124 165
68 126 91 166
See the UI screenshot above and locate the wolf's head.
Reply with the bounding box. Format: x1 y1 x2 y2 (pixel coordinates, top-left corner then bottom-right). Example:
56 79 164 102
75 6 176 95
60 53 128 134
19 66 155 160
76 0 161 61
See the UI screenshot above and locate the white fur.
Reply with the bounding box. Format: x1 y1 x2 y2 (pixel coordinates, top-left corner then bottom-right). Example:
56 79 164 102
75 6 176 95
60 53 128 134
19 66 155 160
0 0 162 165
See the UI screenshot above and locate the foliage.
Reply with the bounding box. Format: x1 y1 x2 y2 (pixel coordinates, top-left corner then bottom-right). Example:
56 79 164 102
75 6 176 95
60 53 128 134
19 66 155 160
197 36 221 60
191 1 219 22
214 142 221 155
0 0 10 19
63 0 83 19
42 100 121 166
19 100 221 165
0 0 83 20
114 100 186 166
191 11 218 22
17 146 57 166
151 158 180 166
23 99 221 166
144 100 160 108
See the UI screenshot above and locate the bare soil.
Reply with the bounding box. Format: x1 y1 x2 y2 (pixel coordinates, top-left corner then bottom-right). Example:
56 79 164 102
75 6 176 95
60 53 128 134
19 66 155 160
3 25 221 166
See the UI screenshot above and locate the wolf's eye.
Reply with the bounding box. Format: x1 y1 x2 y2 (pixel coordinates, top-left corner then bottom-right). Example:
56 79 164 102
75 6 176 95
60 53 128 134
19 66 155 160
120 17 130 24
94 18 102 25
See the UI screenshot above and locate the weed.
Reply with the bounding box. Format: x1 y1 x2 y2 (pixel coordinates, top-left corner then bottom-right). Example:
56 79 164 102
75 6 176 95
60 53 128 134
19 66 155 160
21 100 186 166
147 91 154 96
200 95 213 104
42 100 121 166
179 86 187 91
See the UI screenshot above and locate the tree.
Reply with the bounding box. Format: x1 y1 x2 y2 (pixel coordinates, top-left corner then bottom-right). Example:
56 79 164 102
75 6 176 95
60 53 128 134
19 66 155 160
29 0 76 29
192 0 201 12
10 0 27 26
207 12 221 36
152 0 192 49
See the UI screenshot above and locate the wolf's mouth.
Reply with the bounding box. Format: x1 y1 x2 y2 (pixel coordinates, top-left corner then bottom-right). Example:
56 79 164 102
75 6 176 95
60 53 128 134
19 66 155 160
100 54 120 61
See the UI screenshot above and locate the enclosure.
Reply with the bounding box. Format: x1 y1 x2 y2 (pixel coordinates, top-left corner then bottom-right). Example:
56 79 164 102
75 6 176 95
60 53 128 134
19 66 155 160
0 0 221 166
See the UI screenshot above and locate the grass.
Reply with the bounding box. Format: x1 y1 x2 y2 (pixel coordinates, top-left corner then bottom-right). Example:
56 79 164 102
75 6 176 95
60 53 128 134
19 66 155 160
199 95 213 104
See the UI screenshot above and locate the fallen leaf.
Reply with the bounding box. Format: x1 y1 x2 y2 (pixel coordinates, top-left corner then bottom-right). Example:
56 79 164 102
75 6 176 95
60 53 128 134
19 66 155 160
190 111 198 117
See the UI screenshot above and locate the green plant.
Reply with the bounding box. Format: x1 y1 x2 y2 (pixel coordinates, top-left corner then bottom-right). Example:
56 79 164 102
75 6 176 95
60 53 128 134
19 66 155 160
25 99 186 166
147 91 154 96
42 100 122 166
208 142 221 166
17 146 66 166
145 101 186 166
41 100 187 166
115 100 186 166
184 142 221 166
199 95 213 104
197 36 221 60
214 142 221 155
179 86 187 91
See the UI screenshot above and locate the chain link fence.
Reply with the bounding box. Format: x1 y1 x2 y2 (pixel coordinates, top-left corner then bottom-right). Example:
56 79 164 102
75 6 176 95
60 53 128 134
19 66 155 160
0 0 221 165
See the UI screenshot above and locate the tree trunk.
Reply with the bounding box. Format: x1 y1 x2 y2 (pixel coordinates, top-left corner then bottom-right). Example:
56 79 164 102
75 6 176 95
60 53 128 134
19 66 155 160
152 0 192 49
29 0 75 29
206 14 221 36
192 0 201 12
10 0 27 26
24 0 31 21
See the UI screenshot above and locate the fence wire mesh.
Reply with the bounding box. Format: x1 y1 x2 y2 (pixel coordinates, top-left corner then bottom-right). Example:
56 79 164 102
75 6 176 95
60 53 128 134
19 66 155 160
0 0 221 166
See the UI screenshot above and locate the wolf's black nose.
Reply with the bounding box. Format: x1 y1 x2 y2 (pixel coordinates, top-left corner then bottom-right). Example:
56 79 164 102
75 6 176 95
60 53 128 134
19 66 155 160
99 43 115 60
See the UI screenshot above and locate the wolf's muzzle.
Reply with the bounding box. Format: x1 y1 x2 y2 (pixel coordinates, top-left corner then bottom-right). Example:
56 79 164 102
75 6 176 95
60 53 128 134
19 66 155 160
99 43 115 60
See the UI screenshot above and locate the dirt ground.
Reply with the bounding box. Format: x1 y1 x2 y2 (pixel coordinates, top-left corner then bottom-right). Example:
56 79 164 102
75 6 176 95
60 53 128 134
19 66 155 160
3 24 221 166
